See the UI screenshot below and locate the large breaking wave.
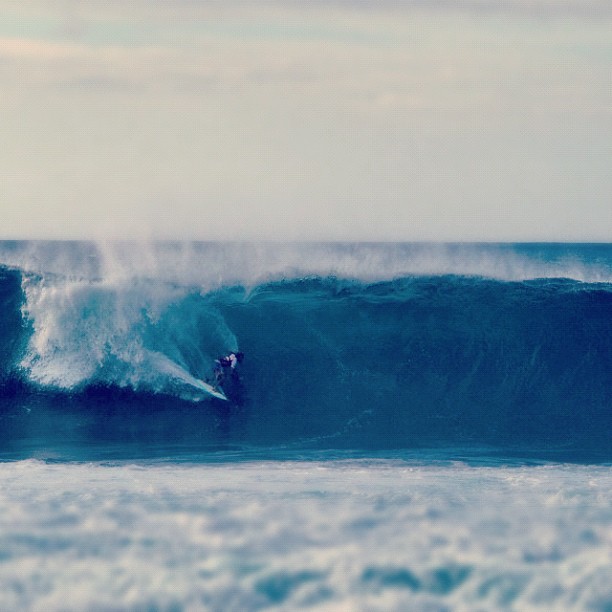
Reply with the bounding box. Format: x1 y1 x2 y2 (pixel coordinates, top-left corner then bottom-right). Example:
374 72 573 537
0 241 610 461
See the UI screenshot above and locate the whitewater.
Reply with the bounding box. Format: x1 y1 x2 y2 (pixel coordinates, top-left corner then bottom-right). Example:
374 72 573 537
0 241 610 610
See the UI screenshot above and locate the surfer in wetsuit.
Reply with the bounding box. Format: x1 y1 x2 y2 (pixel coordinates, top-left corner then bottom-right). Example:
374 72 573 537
213 351 244 386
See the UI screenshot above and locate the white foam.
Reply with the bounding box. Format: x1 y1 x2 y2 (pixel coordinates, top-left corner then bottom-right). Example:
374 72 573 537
0 460 610 611
18 268 235 395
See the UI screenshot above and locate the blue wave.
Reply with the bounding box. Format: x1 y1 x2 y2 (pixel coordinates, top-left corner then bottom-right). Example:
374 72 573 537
0 242 610 462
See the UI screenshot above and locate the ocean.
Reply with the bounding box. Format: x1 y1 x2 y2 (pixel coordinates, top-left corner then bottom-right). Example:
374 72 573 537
0 241 610 610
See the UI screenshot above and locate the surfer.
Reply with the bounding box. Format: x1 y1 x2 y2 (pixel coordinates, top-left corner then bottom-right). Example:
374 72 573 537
213 351 244 386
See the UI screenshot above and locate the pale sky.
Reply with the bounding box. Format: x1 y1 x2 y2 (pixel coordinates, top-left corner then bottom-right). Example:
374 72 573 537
1 1 611 241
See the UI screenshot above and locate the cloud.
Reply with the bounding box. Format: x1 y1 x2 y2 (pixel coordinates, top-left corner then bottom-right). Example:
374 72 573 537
0 0 610 241
59 0 612 21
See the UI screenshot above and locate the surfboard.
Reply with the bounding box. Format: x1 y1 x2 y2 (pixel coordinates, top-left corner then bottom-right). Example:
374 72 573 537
145 351 229 401
192 378 228 401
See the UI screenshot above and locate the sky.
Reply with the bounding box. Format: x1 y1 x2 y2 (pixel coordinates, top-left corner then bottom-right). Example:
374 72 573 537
1 0 611 241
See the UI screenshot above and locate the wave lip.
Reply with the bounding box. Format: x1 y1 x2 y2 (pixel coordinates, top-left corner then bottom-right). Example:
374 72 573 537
0 241 611 284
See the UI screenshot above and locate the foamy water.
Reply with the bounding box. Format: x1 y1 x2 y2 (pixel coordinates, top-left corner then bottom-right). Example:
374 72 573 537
1 460 610 611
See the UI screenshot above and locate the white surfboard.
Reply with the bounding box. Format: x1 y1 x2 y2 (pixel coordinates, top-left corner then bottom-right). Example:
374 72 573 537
147 351 229 401
191 378 228 401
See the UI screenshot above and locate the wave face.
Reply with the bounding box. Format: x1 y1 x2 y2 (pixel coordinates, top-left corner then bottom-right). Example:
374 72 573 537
0 241 610 461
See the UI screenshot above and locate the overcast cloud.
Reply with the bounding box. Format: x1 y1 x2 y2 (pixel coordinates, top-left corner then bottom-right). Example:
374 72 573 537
1 1 610 240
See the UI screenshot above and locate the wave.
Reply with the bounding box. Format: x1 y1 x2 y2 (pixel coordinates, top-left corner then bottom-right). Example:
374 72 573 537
0 241 610 461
